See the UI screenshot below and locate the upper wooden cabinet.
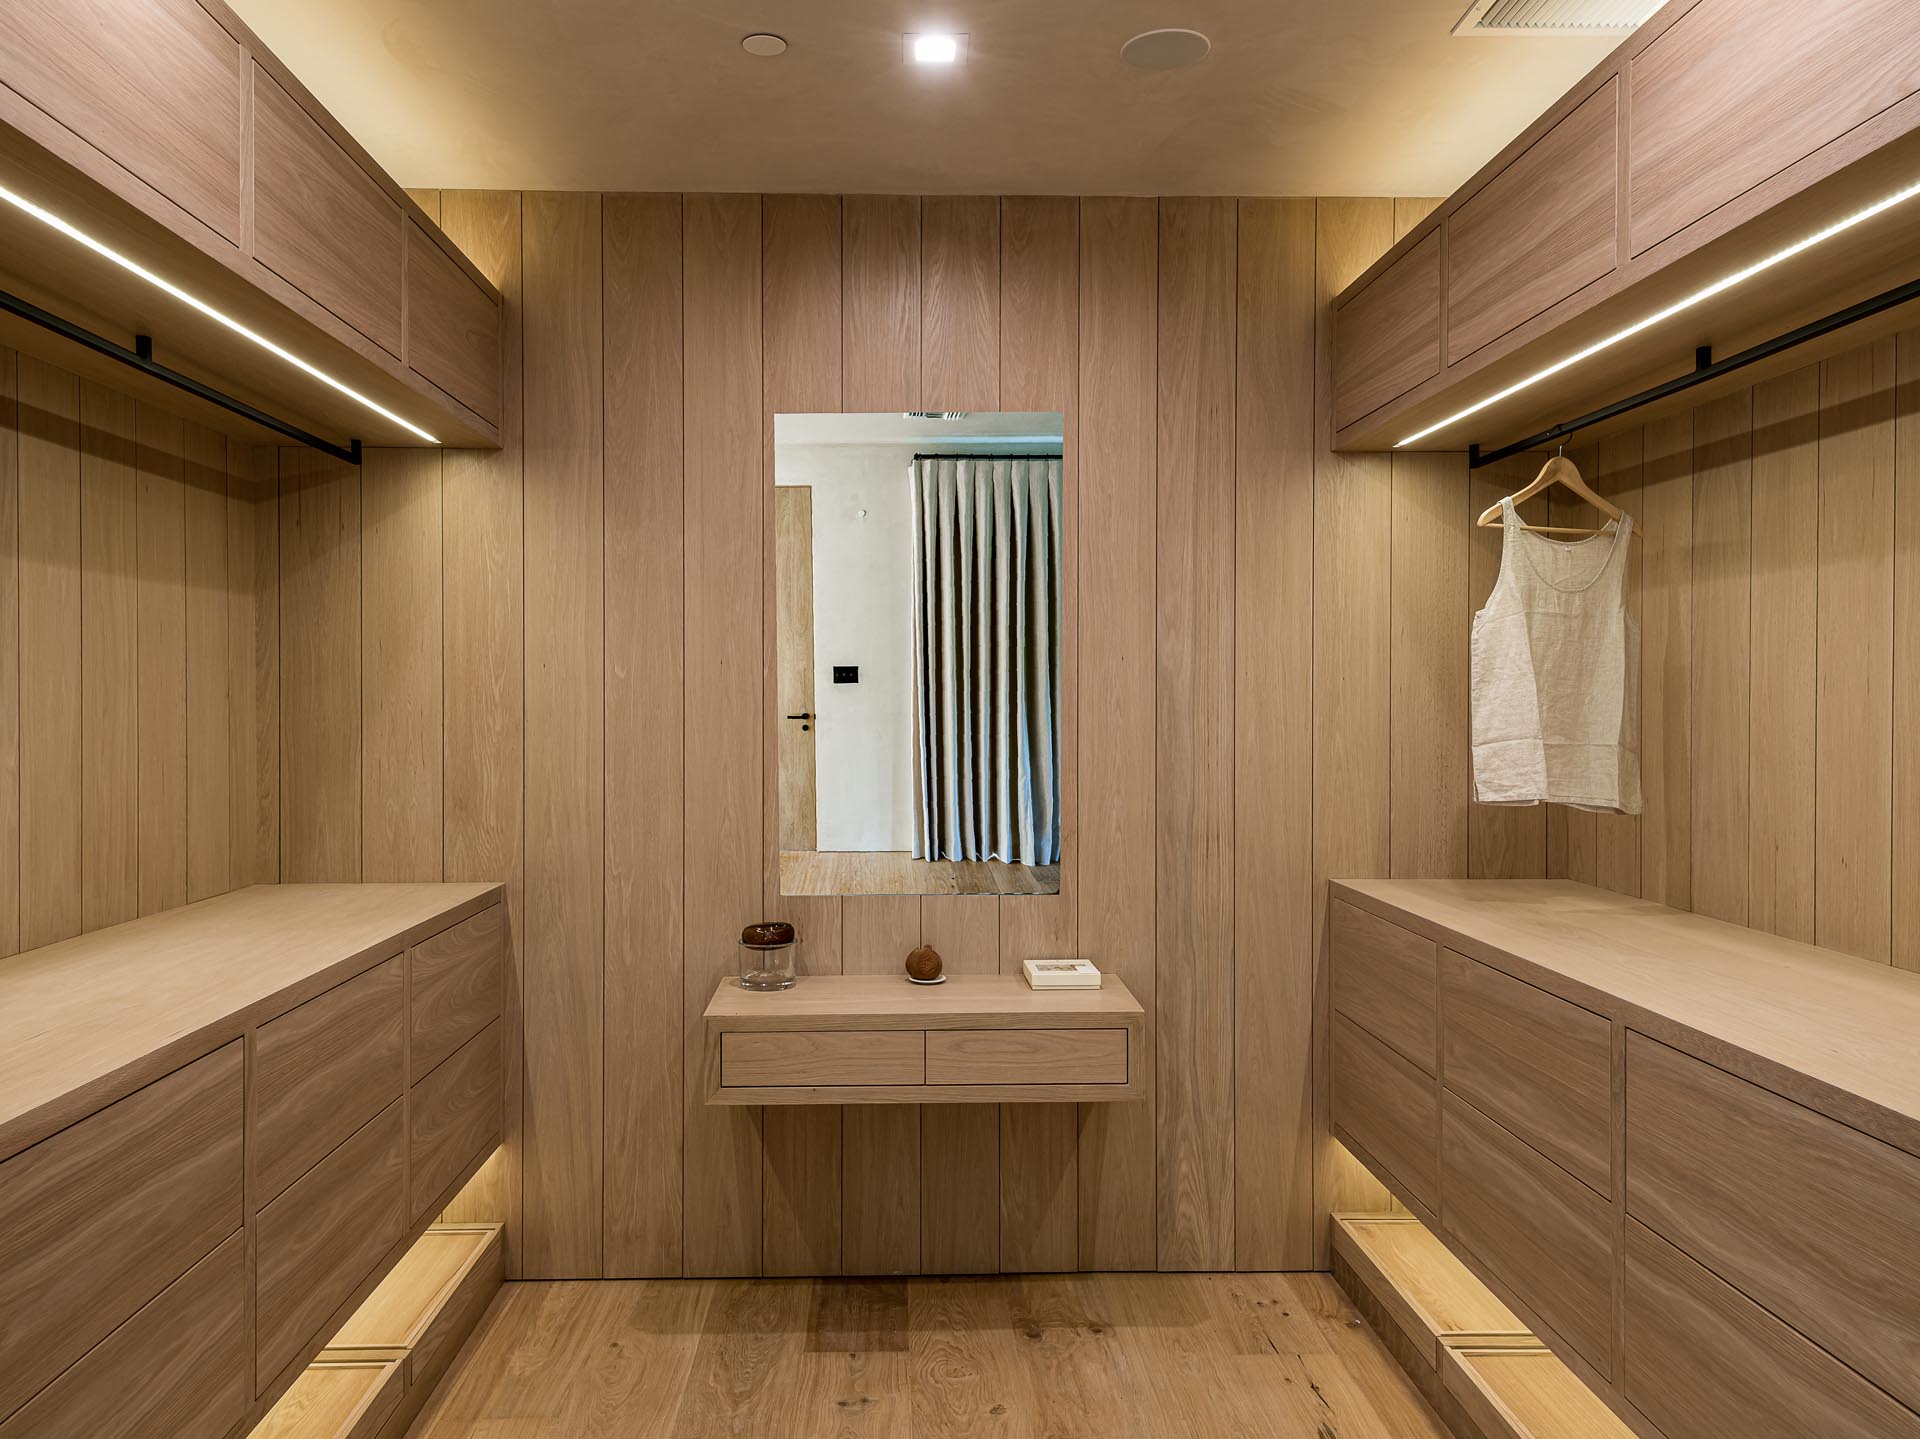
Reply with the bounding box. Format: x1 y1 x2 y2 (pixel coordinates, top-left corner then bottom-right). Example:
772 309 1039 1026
1332 0 1920 453
0 0 502 450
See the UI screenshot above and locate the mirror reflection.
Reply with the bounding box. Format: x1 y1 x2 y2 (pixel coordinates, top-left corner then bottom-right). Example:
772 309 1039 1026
775 411 1065 897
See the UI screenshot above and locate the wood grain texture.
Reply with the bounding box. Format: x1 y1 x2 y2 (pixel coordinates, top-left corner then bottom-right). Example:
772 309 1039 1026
136 406 189 914
1390 450 1468 880
1333 230 1442 428
183 424 231 901
1332 1217 1527 1370
1688 390 1751 925
366 1226 503 1439
724 1031 927 1088
1330 899 1439 1070
927 1029 1127 1087
1638 414 1692 909
253 1360 402 1439
79 382 139 930
0 351 17 959
1896 330 1920 974
841 897 922 1275
1440 1345 1631 1439
406 220 504 423
1331 1015 1439 1209
410 903 504 1078
410 1021 503 1221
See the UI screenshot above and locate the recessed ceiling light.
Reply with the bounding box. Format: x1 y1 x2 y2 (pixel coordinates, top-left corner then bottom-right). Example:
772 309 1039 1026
905 33 965 64
741 33 787 56
1121 29 1211 70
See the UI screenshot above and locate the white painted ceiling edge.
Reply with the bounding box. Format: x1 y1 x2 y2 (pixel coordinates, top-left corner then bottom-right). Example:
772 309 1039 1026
222 0 1622 197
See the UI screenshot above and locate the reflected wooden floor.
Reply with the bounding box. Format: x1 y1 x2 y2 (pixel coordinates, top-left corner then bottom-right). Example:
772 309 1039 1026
781 850 1061 896
410 1272 1452 1439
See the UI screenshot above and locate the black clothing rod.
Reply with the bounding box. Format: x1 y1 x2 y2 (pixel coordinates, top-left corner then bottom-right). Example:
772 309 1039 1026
1466 273 1920 470
911 452 1062 460
0 286 364 466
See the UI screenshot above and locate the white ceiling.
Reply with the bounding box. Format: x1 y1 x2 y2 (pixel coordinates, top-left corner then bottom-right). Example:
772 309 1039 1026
224 0 1625 196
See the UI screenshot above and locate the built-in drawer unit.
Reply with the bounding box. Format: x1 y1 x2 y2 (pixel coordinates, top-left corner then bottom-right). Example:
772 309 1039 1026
254 957 405 1207
1330 898 1437 1069
1332 1013 1439 1208
926 1028 1128 1086
409 903 505 1077
1440 949 1612 1193
0 1040 243 1424
409 1020 504 1222
1626 1032 1920 1412
722 1030 927 1088
1623 1221 1920 1439
1331 229 1442 429
1440 1096 1613 1377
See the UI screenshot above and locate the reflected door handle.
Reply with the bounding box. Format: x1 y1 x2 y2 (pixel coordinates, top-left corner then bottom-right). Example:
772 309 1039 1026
786 712 812 720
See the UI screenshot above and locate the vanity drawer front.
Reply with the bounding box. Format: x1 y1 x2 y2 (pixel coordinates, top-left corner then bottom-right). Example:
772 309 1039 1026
1626 1032 1920 1411
1624 1221 1920 1439
1441 1094 1614 1376
410 1020 503 1222
925 1028 1128 1086
0 1041 243 1424
1332 1013 1439 1207
255 957 405 1207
1331 899 1437 1070
256 1102 406 1387
721 1030 926 1088
410 903 504 1077
1440 949 1612 1192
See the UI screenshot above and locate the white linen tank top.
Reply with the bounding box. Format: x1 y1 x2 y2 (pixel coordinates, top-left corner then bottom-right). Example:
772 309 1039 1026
1471 496 1641 815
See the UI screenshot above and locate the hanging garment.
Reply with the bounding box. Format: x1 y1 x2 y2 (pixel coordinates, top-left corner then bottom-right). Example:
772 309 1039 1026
1471 496 1641 815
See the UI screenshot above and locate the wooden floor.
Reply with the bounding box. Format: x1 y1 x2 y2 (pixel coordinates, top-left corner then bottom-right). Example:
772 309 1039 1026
410 1272 1453 1438
781 850 1062 896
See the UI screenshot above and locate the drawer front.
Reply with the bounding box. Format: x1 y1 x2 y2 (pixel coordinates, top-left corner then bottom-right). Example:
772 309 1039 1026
0 1232 247 1439
256 1102 406 1387
1331 899 1438 1070
409 1020 503 1222
0 1041 243 1423
1441 1095 1614 1376
1440 949 1612 1193
255 957 405 1207
1332 1014 1438 1207
410 904 504 1078
721 1030 926 1087
1624 1221 1920 1439
1626 1032 1920 1410
1332 229 1442 429
925 1028 1127 1086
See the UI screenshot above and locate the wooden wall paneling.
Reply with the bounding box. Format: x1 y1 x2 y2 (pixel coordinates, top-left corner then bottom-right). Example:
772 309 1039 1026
521 191 605 1277
1815 339 1895 962
18 355 81 948
220 443 259 887
0 351 15 958
1541 447 1599 886
760 192 844 1278
1154 197 1236 1271
278 445 360 882
1689 390 1753 924
1313 198 1397 1248
183 424 231 902
79 382 139 930
1639 413 1694 909
360 447 443 883
136 407 189 914
1233 198 1316 1270
917 193 1005 1276
407 190 443 224
1747 365 1819 941
997 195 1082 1276
682 193 764 1277
1075 197 1158 1271
434 190 524 1269
1592 427 1644 896
603 192 686 1277
242 444 282 889
837 194 923 1276
1897 330 1920 971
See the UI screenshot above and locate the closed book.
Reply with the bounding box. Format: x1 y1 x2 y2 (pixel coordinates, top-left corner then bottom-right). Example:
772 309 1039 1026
1023 958 1102 989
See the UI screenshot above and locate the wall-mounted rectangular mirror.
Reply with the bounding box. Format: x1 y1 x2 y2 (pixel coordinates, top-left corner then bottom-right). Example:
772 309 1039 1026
775 411 1065 897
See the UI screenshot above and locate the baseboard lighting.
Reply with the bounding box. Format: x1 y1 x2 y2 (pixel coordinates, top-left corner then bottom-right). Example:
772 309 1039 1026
1395 175 1920 448
0 182 440 444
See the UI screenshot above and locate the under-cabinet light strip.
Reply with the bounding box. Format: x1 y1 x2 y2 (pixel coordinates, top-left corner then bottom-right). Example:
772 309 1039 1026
0 182 439 444
1396 175 1920 448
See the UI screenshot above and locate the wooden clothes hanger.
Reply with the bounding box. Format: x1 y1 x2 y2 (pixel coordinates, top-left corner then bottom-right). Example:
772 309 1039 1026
1475 451 1647 538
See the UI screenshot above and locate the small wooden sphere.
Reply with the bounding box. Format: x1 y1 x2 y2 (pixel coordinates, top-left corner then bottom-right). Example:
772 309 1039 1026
742 920 794 947
906 944 943 981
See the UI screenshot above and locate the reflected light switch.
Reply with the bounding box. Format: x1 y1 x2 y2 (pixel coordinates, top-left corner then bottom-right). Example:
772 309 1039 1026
833 665 859 684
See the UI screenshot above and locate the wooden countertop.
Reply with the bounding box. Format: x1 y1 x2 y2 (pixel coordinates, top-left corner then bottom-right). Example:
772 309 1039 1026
705 973 1143 1031
1332 878 1920 1155
0 882 501 1161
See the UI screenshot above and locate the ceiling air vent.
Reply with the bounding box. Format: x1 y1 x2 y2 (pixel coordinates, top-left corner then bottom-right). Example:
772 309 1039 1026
1452 0 1661 35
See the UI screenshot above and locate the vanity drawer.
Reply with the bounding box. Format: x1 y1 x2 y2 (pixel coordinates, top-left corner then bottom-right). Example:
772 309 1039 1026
410 903 504 1077
1623 1221 1920 1439
1331 899 1438 1070
1626 1032 1920 1411
926 1028 1127 1085
256 1102 406 1387
1332 1013 1439 1207
1441 1094 1614 1377
0 1041 243 1424
410 1020 503 1222
255 957 405 1207
721 1030 926 1088
1440 950 1612 1192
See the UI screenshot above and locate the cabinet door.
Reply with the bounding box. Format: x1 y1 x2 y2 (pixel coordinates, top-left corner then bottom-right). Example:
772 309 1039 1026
1332 231 1442 430
410 904 504 1078
410 1021 503 1222
1330 900 1438 1070
1332 1014 1439 1207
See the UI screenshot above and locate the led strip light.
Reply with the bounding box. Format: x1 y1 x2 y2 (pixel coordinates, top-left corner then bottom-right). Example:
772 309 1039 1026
0 182 439 444
1396 176 1920 448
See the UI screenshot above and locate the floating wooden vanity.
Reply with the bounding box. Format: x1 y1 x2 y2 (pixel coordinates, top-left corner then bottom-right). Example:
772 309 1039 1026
0 883 505 1439
1329 877 1920 1439
703 974 1145 1104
